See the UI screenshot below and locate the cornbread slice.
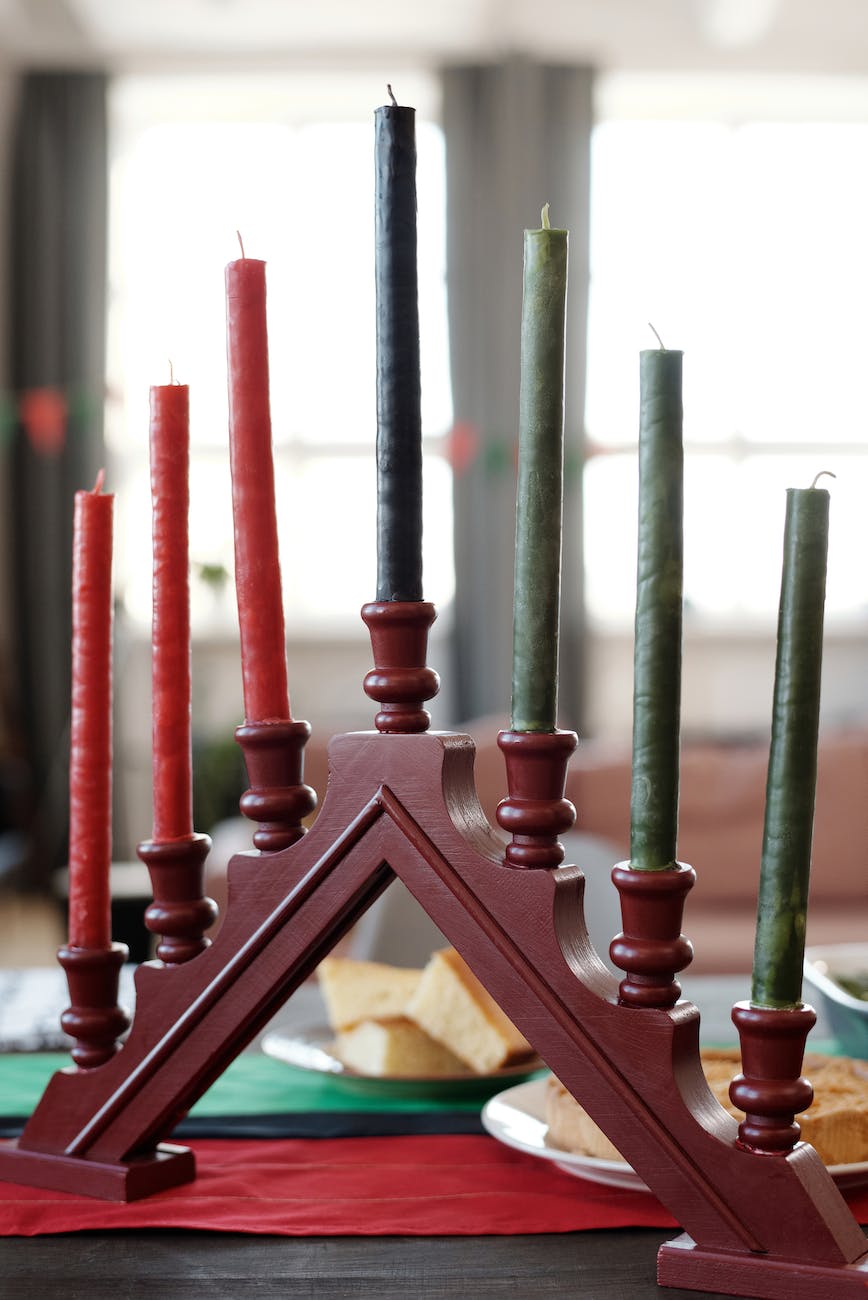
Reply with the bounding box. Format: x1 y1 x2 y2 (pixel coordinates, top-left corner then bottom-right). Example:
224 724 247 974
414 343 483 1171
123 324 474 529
334 1017 468 1077
317 957 422 1032
545 1075 623 1162
406 947 532 1074
545 1049 868 1167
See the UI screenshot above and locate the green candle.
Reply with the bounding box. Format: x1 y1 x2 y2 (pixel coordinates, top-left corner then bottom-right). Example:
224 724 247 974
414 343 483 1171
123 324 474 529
751 480 831 1009
510 205 568 733
630 347 684 870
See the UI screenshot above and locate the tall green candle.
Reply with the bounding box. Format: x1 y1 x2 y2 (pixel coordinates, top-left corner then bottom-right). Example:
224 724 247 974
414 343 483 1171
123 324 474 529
751 481 831 1009
630 347 684 870
510 205 568 733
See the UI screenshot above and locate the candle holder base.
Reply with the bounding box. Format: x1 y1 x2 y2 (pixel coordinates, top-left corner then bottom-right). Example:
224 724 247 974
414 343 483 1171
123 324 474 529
730 1000 817 1154
0 604 865 1299
495 729 577 868
658 1232 868 1299
610 861 695 1008
235 719 317 851
0 1140 195 1202
137 832 217 964
57 942 130 1068
361 601 439 733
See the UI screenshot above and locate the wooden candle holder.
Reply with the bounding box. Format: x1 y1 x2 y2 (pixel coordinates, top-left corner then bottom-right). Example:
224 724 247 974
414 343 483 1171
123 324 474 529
56 941 130 1069
0 599 866 1297
235 718 317 851
730 1000 817 1155
137 832 216 964
610 861 696 1009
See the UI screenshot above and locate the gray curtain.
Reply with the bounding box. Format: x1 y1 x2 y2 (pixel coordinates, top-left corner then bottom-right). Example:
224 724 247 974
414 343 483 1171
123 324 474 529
8 72 108 889
442 60 593 731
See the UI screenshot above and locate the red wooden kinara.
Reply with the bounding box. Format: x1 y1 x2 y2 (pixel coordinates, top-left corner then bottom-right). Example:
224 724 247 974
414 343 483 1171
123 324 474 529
0 599 866 1299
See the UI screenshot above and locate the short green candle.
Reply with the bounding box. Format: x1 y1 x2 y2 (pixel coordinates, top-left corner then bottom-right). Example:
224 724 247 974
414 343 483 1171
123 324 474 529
630 347 684 870
751 482 831 1009
510 205 568 733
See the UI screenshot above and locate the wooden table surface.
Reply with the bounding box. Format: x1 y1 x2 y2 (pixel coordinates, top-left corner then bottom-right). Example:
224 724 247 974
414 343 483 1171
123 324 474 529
1 1227 817 1300
0 977 850 1299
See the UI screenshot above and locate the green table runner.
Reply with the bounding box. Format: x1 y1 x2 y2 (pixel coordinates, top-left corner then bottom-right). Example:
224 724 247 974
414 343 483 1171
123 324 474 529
0 1052 524 1118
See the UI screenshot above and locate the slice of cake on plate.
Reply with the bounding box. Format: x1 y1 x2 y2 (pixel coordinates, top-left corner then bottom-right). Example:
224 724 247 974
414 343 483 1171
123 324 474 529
406 947 533 1074
545 1048 868 1166
334 1017 467 1077
317 956 422 1033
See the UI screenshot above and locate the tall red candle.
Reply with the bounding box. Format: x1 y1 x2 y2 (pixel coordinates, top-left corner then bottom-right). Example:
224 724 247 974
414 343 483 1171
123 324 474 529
149 382 193 841
225 256 291 723
68 472 114 949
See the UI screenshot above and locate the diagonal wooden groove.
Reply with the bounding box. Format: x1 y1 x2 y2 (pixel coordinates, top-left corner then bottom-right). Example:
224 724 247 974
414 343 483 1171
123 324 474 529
65 796 386 1157
376 782 765 1253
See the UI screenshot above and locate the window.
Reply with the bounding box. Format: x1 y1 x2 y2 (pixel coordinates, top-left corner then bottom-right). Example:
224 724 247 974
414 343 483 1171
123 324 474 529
106 72 453 634
585 84 868 628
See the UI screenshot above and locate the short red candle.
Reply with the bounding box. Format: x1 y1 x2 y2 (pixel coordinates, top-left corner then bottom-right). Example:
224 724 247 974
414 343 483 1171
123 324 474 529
68 473 114 949
225 256 291 723
149 382 193 841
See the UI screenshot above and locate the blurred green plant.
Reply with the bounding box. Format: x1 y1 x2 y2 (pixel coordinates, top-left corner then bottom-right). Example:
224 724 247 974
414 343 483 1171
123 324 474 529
192 731 246 833
195 561 229 591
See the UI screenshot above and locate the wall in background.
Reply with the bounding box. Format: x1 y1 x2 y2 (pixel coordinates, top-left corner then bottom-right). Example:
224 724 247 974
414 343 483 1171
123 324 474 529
0 67 19 704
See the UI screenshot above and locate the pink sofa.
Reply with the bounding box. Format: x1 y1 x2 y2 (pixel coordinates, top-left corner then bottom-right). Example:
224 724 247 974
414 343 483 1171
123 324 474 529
298 720 867 974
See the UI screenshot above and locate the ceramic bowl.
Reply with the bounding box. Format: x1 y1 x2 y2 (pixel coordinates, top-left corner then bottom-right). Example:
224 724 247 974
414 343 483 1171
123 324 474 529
803 944 868 1058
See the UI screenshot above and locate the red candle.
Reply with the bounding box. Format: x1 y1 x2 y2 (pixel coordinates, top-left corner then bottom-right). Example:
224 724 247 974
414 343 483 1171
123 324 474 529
225 255 291 723
68 472 114 949
149 382 193 841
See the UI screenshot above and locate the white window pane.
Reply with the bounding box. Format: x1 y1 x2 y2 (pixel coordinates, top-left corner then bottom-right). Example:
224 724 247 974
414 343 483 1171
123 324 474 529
587 122 739 448
106 76 452 633
587 112 868 624
274 453 454 623
738 455 868 621
587 120 868 449
585 449 865 624
114 455 237 630
732 124 868 445
583 454 638 622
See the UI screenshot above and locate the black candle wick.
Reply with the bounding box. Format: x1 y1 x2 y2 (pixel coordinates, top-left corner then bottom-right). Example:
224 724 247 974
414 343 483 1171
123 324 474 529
386 84 398 107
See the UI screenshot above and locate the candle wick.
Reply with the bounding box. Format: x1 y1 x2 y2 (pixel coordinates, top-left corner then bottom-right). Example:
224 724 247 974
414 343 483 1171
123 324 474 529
92 467 105 495
168 358 174 385
541 202 551 230
809 470 836 489
236 230 246 259
386 84 398 107
648 322 666 350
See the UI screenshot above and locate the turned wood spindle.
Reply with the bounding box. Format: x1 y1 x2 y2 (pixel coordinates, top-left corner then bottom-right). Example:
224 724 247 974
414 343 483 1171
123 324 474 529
609 862 695 1008
495 729 577 869
57 942 130 1069
137 833 217 965
235 718 317 852
730 999 818 1155
361 601 440 733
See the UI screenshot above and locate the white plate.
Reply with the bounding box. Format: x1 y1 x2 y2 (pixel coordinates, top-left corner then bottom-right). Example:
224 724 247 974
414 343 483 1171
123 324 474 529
261 1025 545 1099
481 1078 868 1192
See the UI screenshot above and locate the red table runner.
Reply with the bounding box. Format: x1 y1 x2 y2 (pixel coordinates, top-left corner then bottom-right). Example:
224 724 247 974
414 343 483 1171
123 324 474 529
3 1135 868 1237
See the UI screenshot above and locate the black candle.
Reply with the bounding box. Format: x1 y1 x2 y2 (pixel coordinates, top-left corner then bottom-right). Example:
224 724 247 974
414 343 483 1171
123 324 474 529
374 89 423 603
